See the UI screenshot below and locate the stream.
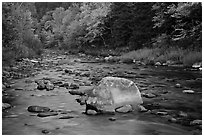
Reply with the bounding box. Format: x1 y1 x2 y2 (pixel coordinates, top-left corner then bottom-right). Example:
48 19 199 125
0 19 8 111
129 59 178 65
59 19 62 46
2 50 202 135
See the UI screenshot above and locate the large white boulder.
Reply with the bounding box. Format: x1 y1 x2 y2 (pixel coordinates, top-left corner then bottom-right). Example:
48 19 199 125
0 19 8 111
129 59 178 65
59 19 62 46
85 77 143 113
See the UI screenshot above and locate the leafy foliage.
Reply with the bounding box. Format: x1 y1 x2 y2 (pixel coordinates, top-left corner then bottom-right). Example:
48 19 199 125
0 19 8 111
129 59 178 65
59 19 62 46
2 2 42 64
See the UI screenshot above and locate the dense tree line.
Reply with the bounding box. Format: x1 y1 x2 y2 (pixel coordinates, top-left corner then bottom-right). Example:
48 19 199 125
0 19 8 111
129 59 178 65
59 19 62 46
2 2 202 64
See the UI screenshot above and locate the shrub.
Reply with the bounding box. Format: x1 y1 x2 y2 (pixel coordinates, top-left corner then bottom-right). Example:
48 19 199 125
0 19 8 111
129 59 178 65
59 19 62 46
183 51 202 66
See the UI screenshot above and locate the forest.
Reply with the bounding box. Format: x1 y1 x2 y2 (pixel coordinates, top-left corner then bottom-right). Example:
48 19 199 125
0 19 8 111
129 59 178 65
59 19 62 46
2 2 202 66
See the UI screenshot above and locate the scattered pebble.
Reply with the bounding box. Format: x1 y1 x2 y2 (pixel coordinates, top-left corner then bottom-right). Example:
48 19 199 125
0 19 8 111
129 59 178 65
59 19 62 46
37 112 58 117
183 90 195 94
86 110 98 115
115 105 133 113
109 117 116 121
4 114 18 118
142 93 156 98
179 111 188 117
156 111 168 115
15 88 24 90
42 129 50 134
27 106 50 113
138 105 148 112
2 103 11 110
59 114 78 119
168 117 177 123
175 83 182 88
190 120 202 126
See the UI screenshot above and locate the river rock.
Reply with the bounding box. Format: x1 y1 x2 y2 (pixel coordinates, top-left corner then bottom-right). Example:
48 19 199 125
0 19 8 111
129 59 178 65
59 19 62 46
27 106 50 113
190 120 202 125
179 111 188 117
37 112 58 117
2 103 11 110
138 105 148 112
155 62 161 66
68 83 79 89
59 114 78 119
85 77 143 114
183 90 195 94
86 110 98 115
76 96 88 105
115 105 133 113
36 80 46 90
175 83 182 88
109 117 116 121
141 93 156 98
45 81 54 91
69 90 85 96
192 62 202 68
64 69 73 74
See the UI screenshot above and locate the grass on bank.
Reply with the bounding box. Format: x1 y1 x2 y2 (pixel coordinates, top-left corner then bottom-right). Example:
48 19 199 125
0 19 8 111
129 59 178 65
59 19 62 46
120 47 202 67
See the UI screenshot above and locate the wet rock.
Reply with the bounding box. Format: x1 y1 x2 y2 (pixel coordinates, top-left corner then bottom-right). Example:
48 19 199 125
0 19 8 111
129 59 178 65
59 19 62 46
156 111 168 115
69 90 85 96
59 114 79 119
115 105 133 113
120 58 134 64
175 83 182 88
155 62 161 66
86 110 98 115
76 96 88 105
15 87 24 90
42 129 50 134
80 72 91 77
36 80 46 90
192 62 202 68
68 83 79 89
45 81 54 91
37 112 58 117
27 106 50 113
73 59 82 62
179 111 188 117
4 114 18 118
183 90 195 94
109 117 116 121
141 93 156 98
190 120 202 126
86 77 143 113
59 82 69 88
138 105 148 112
168 117 177 123
2 103 11 110
64 69 73 74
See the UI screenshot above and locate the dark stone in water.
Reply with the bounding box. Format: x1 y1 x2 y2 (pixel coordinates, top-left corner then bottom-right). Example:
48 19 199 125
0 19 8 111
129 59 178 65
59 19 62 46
42 129 50 134
69 90 85 96
59 114 78 119
109 117 116 121
37 112 58 117
67 83 79 89
27 106 50 113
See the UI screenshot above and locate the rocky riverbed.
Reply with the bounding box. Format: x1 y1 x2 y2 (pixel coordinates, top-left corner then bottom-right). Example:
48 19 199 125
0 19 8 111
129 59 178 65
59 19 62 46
2 50 202 135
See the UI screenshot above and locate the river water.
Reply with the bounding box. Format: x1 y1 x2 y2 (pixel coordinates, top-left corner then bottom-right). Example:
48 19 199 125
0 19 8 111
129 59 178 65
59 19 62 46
2 52 202 135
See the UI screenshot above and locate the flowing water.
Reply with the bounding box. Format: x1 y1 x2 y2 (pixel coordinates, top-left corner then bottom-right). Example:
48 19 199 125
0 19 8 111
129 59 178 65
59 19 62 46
2 51 202 135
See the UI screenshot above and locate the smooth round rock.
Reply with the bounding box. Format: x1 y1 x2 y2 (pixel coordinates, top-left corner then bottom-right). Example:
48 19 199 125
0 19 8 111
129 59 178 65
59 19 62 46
27 106 50 113
37 112 58 117
86 77 143 113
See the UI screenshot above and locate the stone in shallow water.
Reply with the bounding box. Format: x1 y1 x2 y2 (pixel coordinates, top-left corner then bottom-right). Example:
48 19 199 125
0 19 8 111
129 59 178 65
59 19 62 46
27 106 50 113
85 77 143 113
2 103 11 110
115 105 133 113
183 90 195 94
37 112 58 117
190 120 202 125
